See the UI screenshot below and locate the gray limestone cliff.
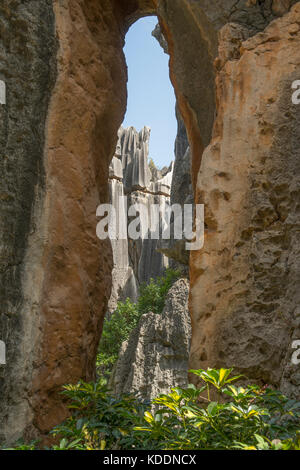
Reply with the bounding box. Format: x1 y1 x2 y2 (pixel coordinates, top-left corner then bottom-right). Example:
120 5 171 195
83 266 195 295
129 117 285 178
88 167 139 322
111 278 191 400
108 126 174 312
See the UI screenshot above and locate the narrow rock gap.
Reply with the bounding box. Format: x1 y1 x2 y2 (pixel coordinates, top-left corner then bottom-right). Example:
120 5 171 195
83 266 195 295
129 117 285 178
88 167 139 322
97 16 193 399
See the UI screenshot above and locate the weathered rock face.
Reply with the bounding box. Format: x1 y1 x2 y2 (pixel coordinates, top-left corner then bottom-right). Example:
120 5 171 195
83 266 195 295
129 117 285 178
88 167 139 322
172 107 192 211
108 125 173 312
157 104 193 269
0 0 299 444
108 173 138 314
111 279 191 400
0 0 57 444
0 0 129 444
190 5 300 399
152 24 193 269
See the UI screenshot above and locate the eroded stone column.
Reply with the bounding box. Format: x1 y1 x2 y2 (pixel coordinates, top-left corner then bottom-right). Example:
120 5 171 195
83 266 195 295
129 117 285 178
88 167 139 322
190 5 300 398
0 0 158 444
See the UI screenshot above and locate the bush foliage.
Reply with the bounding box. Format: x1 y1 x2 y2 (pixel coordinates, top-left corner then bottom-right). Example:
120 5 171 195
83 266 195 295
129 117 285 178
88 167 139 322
97 269 180 379
7 368 299 450
5 270 299 451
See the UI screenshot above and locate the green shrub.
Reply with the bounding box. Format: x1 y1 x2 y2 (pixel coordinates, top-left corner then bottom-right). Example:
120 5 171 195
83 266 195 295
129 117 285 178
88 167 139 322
3 440 39 450
137 268 180 315
50 381 150 450
97 269 180 379
5 368 300 450
134 368 300 450
97 298 139 378
54 368 300 450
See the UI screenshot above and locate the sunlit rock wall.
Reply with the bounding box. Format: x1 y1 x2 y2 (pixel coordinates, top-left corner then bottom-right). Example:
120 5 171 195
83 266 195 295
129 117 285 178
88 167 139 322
189 5 300 399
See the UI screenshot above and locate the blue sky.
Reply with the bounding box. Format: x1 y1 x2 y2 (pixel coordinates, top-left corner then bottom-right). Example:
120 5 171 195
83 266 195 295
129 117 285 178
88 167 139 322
123 16 177 169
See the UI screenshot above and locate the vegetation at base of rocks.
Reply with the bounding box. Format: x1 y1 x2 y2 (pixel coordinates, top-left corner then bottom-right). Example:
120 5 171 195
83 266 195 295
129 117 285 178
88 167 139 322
96 268 180 379
5 368 299 451
3 440 39 450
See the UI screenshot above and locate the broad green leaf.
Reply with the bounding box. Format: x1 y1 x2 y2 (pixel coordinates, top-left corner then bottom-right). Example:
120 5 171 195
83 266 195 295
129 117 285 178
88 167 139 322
144 411 154 423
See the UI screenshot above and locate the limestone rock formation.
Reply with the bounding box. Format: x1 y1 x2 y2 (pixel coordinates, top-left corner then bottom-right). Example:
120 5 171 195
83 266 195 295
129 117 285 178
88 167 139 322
190 4 300 399
108 126 173 312
111 279 191 400
108 170 138 314
152 23 168 54
1 0 300 444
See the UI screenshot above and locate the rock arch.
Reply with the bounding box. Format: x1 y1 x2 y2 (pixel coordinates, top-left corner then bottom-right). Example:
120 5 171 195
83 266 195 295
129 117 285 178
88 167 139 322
0 0 299 444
